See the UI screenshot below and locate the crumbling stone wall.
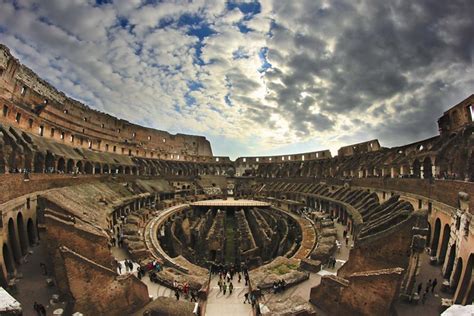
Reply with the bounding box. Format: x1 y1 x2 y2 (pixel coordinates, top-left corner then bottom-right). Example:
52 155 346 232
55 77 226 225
59 246 149 315
310 268 404 316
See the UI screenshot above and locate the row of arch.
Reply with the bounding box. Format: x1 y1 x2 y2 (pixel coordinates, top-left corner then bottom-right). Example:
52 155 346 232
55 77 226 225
430 217 473 304
1 211 38 286
253 156 436 180
32 153 139 175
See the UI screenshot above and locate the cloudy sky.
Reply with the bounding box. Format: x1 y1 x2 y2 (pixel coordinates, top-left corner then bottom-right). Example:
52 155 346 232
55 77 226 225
0 0 472 158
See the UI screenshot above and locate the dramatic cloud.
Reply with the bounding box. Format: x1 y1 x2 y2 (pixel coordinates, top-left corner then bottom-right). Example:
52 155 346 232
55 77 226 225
0 0 472 158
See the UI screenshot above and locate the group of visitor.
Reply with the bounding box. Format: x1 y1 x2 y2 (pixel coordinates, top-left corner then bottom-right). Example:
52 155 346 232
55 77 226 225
272 279 287 293
417 278 438 304
173 280 198 302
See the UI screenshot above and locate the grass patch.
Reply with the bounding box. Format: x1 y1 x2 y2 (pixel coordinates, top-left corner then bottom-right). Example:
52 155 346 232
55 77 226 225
268 263 299 275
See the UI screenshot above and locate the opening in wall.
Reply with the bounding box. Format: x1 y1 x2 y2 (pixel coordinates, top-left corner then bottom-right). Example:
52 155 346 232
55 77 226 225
28 118 33 128
418 199 422 209
50 128 55 137
15 113 21 123
2 105 8 117
21 86 27 96
39 125 44 136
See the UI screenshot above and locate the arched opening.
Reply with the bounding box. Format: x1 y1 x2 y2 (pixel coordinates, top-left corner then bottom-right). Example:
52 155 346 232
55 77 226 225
7 218 21 263
445 243 456 279
456 254 474 304
57 157 65 173
94 163 101 174
438 224 451 263
84 162 93 174
431 218 441 256
76 161 83 173
132 166 137 175
413 159 421 178
66 159 74 173
423 157 433 179
16 213 28 256
452 258 463 293
125 166 131 174
3 243 14 276
27 218 36 246
45 152 55 172
103 164 110 174
118 166 124 174
33 152 45 173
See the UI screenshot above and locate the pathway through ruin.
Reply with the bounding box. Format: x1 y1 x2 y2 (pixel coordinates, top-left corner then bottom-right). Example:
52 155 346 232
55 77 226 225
205 275 253 316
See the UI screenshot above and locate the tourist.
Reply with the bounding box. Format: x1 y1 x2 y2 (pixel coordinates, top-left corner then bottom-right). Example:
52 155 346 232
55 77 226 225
229 282 234 295
244 292 250 304
273 281 278 294
223 282 227 295
175 289 180 300
40 262 48 275
250 292 256 307
431 278 437 293
191 290 198 302
38 304 46 316
426 279 432 293
183 282 190 298
33 302 40 316
244 273 249 286
218 279 223 292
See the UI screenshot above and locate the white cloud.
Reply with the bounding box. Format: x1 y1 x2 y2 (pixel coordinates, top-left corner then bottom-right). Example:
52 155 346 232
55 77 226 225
0 0 472 159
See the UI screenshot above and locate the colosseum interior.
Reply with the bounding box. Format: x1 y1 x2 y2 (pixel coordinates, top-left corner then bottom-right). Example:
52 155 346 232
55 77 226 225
0 42 473 316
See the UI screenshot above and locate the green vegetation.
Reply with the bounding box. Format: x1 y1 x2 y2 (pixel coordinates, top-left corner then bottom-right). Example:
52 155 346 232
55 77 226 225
269 263 299 275
224 212 236 264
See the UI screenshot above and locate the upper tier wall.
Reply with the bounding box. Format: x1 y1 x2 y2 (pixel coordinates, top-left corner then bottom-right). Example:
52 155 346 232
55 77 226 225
0 44 213 162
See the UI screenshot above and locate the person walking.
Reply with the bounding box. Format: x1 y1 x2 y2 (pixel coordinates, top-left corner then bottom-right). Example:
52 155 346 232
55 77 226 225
33 302 40 316
431 278 438 293
223 282 227 295
175 290 180 300
426 279 432 293
218 279 223 292
39 263 47 276
229 282 234 295
190 290 197 302
244 292 250 304
238 273 241 283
